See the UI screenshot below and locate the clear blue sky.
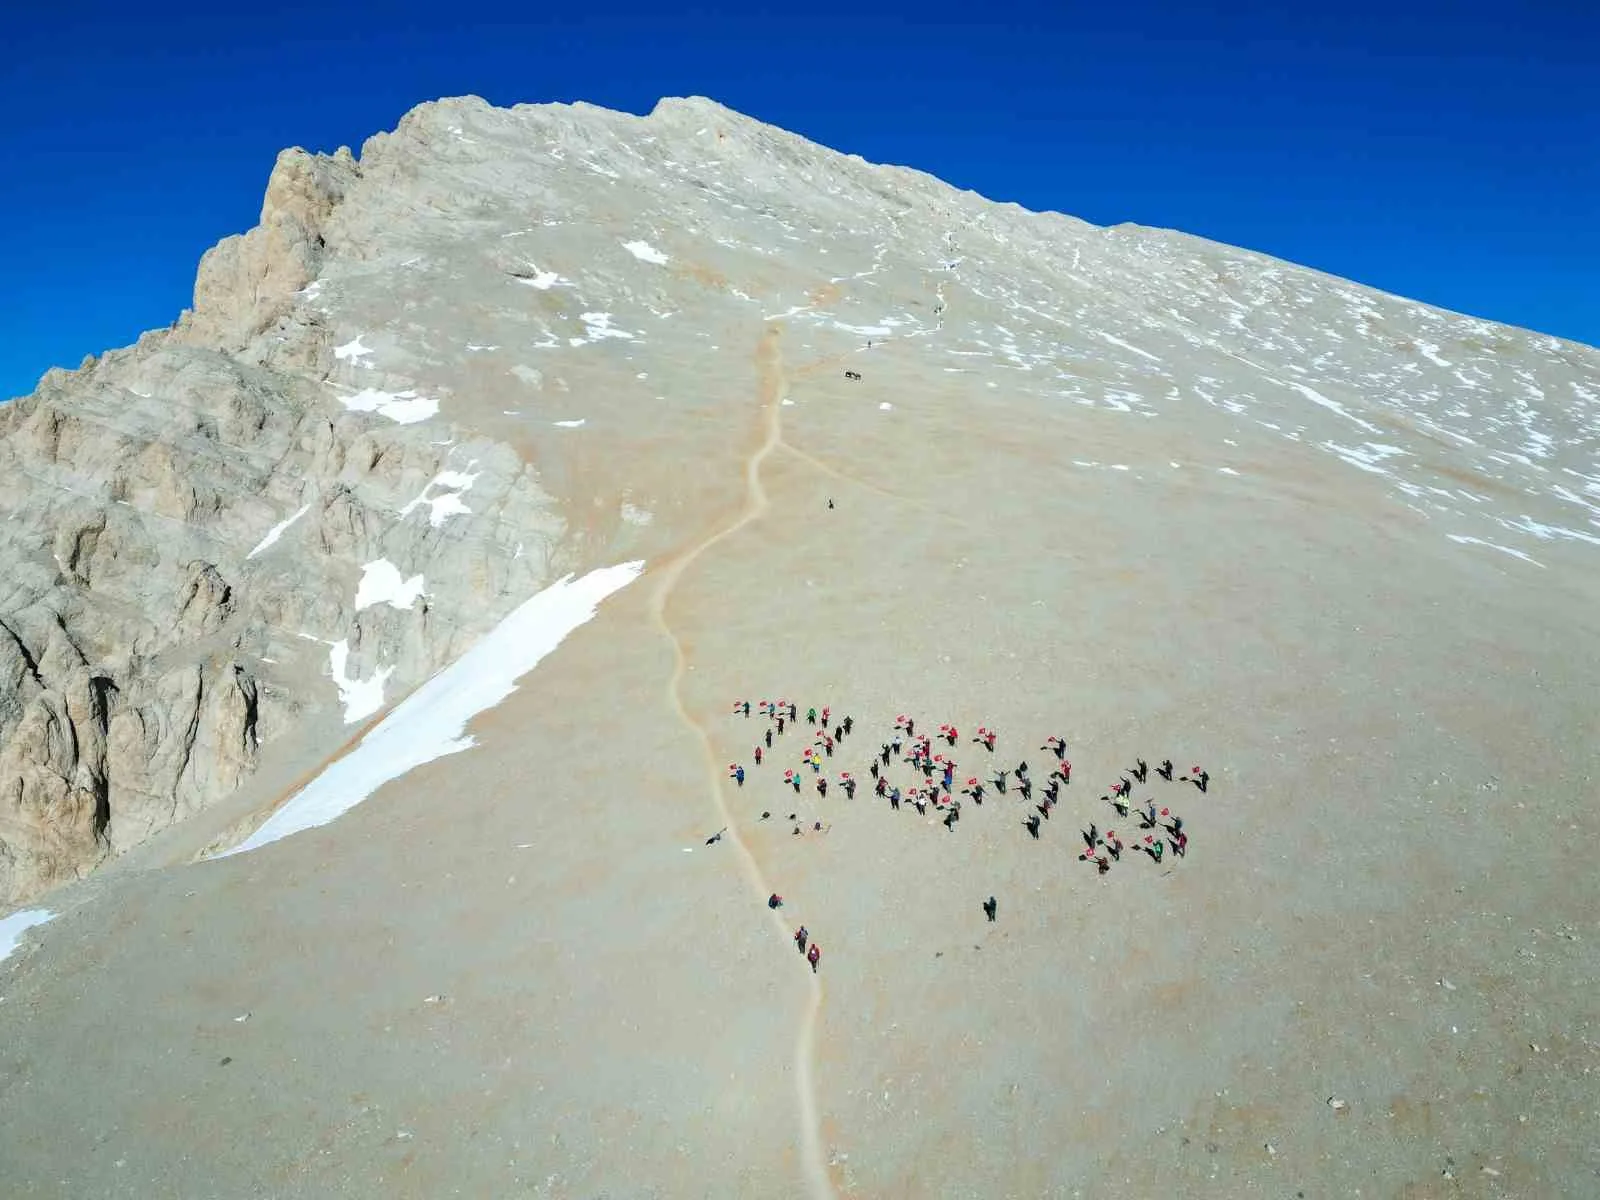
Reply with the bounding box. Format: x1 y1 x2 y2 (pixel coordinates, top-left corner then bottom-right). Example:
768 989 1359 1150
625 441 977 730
3 0 1596 398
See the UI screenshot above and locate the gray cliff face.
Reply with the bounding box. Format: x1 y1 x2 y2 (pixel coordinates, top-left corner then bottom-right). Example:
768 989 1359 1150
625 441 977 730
0 122 573 904
2 93 1597 906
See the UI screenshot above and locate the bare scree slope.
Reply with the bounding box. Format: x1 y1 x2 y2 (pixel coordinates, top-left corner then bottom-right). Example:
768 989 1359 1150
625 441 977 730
0 96 1597 1197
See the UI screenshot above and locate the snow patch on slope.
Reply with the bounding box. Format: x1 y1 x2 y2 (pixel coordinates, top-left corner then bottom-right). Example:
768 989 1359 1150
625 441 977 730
622 240 669 264
515 263 568 290
334 335 374 366
400 466 480 527
0 909 55 966
328 639 393 723
354 559 426 611
222 562 645 856
340 387 440 425
246 503 312 560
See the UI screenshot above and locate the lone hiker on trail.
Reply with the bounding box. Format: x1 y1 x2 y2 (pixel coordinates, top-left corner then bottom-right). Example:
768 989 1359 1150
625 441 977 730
807 943 821 972
769 893 784 909
983 896 998 922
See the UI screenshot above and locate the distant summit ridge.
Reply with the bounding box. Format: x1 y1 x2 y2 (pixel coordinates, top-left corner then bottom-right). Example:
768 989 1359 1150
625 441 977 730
0 94 1595 906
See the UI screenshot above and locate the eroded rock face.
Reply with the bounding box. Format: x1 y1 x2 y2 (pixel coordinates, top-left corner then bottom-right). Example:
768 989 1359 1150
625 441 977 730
0 341 569 901
181 147 362 349
0 132 572 906
4 93 1596 907
0 617 108 896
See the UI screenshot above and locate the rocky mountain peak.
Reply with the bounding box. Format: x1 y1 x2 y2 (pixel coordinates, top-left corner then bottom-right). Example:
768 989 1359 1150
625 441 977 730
0 94 1595 910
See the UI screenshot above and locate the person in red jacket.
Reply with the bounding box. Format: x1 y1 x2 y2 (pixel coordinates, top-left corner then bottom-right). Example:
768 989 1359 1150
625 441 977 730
807 943 821 972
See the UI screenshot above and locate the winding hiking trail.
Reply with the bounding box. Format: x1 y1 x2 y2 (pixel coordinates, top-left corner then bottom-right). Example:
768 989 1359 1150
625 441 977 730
645 245 953 1195
647 325 836 1200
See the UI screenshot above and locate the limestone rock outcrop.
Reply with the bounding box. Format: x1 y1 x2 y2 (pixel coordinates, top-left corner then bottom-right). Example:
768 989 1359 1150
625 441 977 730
3 93 1595 906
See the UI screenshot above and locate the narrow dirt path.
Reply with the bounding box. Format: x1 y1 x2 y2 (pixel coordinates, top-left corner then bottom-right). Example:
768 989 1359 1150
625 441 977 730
646 325 835 1200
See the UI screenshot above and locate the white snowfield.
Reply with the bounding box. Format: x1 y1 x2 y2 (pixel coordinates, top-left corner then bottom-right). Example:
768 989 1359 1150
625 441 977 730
221 561 644 856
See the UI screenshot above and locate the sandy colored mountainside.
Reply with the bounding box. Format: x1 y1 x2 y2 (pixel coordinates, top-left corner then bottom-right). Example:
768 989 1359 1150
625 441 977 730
1 94 1598 1198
